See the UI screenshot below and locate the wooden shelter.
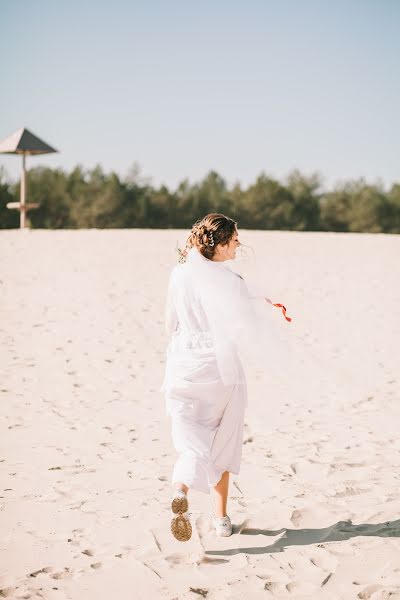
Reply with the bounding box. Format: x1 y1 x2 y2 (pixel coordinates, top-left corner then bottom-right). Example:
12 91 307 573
0 127 58 228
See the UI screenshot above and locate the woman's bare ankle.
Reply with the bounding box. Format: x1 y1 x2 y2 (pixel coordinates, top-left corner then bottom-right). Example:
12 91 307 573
214 509 228 518
173 483 189 494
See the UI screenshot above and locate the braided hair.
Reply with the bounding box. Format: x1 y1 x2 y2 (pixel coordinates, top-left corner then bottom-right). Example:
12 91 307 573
186 213 237 260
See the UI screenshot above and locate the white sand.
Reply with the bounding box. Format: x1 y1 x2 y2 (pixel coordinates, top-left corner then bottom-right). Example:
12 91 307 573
1 229 399 600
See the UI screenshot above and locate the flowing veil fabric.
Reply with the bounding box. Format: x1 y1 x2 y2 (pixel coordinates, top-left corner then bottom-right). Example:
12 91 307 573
184 247 296 385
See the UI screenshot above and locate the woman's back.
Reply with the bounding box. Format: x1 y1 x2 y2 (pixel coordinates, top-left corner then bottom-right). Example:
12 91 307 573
167 262 211 335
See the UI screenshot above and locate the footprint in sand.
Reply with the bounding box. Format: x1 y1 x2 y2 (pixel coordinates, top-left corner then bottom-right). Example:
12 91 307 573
333 484 370 497
357 583 394 599
189 587 209 597
28 567 54 578
50 567 72 580
0 587 17 597
263 581 285 593
67 527 90 547
290 509 303 526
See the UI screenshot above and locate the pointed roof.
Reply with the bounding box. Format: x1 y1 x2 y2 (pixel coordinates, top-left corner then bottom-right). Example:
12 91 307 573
0 127 57 155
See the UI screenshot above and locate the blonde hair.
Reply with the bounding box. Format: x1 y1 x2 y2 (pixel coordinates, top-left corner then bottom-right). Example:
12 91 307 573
186 213 237 260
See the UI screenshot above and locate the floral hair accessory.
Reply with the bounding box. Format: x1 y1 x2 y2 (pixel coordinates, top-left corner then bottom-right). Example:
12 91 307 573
176 246 188 263
208 231 215 247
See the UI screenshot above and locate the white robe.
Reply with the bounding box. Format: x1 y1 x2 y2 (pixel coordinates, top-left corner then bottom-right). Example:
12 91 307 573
161 255 248 494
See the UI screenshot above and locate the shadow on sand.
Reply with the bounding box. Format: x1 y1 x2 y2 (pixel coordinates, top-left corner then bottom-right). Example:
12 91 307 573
205 518 400 555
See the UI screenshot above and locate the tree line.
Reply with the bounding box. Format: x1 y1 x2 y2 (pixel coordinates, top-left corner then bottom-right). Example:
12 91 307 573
0 164 399 232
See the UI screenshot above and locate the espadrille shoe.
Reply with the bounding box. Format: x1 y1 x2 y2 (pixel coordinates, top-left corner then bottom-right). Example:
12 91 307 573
212 513 232 537
170 490 192 542
171 489 188 515
171 511 192 542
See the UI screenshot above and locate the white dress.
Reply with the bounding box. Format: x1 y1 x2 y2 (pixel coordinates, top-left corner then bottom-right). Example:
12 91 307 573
161 252 248 495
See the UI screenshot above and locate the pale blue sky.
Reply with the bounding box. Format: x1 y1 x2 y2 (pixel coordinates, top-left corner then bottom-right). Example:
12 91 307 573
0 0 399 190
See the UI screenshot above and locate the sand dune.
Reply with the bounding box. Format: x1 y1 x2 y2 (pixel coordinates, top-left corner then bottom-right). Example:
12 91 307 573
1 229 399 599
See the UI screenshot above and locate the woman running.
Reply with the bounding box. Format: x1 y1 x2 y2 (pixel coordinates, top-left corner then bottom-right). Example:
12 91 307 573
161 213 291 541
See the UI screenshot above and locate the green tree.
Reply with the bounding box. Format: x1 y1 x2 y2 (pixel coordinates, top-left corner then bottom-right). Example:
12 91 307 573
242 173 295 229
320 188 351 232
27 167 72 229
0 168 19 229
344 180 388 233
0 162 398 233
285 170 321 231
385 184 400 233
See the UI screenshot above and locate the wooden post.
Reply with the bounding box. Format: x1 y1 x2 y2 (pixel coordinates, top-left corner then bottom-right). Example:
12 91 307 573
20 154 26 229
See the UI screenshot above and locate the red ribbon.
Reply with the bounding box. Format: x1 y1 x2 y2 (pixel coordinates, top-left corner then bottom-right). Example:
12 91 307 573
265 298 292 322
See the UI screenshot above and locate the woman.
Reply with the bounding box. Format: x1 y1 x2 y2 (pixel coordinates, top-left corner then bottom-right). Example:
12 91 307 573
161 213 291 542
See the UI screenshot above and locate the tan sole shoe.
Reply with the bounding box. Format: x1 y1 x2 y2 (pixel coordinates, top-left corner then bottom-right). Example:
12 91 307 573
171 513 192 542
171 495 188 514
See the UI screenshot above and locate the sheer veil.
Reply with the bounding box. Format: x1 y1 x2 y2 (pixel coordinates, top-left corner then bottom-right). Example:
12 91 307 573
185 246 296 386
